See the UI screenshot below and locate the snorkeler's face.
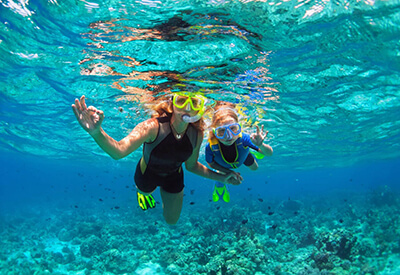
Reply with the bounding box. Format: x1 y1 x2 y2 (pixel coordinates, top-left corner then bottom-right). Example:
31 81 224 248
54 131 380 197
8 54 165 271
214 117 241 146
172 101 200 122
172 93 205 123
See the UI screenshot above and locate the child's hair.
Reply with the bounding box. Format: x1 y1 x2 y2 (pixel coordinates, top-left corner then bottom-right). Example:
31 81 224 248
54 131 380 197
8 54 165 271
149 94 206 132
209 102 238 139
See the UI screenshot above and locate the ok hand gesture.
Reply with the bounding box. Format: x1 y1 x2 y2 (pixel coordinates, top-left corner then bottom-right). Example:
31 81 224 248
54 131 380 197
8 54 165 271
250 125 268 147
72 95 104 135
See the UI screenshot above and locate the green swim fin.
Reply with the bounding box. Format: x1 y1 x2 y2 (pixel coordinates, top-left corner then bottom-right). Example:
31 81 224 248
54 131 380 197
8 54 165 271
252 150 265 160
137 192 156 211
212 183 230 203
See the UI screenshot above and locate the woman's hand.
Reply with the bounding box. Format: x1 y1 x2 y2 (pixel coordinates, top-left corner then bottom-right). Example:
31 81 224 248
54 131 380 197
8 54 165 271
72 95 104 136
250 125 268 147
224 171 243 185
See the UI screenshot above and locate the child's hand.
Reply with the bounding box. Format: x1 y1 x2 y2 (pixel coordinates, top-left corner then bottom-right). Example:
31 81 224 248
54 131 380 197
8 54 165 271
250 125 268 147
225 171 243 185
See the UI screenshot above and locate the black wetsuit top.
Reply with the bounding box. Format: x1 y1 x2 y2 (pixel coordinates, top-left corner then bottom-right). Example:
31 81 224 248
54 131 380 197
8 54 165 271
142 116 197 175
134 116 198 193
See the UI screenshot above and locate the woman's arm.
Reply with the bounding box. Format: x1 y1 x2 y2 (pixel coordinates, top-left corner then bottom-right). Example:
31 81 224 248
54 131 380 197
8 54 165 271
90 119 157 160
185 131 242 185
72 95 157 160
208 161 233 175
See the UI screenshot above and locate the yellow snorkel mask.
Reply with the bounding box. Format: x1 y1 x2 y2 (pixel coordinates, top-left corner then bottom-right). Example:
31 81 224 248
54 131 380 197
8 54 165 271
172 92 207 123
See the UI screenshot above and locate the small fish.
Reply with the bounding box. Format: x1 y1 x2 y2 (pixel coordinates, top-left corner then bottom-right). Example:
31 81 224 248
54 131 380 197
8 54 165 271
271 224 278 230
268 212 274 216
190 202 195 205
74 205 78 208
216 206 220 210
241 219 248 224
268 206 271 210
190 189 195 195
258 198 263 202
247 188 252 191
46 218 52 221
114 206 120 209
293 211 299 215
339 219 344 223
125 185 130 189
99 198 103 202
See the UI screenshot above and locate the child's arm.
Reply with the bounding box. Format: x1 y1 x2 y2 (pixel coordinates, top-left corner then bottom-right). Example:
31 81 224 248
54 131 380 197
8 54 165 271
185 131 242 185
258 143 273 156
251 125 273 156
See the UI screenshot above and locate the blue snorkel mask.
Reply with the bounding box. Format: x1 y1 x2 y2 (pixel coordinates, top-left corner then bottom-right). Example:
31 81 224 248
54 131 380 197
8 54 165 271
213 123 242 140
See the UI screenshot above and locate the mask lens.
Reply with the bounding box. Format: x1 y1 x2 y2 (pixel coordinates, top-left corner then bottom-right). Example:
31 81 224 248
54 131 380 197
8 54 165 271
229 124 241 134
174 95 189 108
191 97 202 110
215 127 227 138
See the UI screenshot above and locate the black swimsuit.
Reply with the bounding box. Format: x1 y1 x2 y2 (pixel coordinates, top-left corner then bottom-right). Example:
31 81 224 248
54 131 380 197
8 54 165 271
219 142 256 166
134 116 198 193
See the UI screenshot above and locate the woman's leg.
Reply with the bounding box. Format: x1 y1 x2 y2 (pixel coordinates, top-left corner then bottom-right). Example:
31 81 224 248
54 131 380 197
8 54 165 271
160 188 184 225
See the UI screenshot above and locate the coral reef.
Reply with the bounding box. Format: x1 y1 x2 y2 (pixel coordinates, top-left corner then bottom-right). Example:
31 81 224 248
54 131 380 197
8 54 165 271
1 191 399 274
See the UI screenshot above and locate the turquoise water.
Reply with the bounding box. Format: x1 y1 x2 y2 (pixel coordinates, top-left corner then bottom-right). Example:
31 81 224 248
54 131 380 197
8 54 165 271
1 0 400 274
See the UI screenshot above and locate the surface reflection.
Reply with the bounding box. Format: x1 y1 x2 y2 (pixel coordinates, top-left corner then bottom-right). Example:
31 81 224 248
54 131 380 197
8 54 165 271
79 13 279 116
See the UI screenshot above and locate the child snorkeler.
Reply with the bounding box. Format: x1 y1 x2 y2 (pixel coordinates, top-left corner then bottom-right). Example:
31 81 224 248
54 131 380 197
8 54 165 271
205 103 273 202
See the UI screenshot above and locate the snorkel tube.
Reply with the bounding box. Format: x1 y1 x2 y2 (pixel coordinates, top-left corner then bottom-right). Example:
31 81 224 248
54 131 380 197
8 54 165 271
182 108 205 123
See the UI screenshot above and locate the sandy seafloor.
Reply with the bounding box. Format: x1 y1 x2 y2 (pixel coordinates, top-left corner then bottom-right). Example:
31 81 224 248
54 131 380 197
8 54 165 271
1 154 399 275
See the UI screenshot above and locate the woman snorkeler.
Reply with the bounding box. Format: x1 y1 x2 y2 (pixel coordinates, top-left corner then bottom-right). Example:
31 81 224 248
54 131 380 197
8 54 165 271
72 93 242 224
205 103 273 202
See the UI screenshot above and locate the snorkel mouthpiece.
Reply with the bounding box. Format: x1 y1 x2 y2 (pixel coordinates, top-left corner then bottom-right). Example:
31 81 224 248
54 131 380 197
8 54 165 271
182 113 202 123
182 104 205 123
